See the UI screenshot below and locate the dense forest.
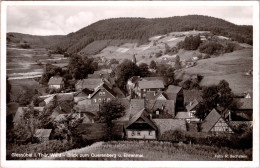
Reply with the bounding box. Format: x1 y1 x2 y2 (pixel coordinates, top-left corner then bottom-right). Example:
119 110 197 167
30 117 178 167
7 15 253 54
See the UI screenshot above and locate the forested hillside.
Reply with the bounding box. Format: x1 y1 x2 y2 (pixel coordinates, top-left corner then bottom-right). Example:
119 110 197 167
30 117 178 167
7 15 253 54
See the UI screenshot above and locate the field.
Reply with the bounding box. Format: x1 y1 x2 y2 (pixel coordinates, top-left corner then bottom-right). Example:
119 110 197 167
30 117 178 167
45 140 251 161
7 43 65 79
176 48 253 94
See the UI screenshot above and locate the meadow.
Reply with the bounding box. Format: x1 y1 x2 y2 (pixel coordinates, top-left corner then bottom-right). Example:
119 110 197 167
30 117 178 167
46 140 251 161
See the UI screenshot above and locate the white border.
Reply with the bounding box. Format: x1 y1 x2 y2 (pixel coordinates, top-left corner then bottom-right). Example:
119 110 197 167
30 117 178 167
1 1 259 168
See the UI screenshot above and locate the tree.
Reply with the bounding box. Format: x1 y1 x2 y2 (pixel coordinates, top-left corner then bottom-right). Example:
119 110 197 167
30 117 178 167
195 102 208 120
114 59 140 90
138 63 150 77
149 60 157 69
174 55 181 70
98 99 125 140
217 80 233 110
54 112 83 143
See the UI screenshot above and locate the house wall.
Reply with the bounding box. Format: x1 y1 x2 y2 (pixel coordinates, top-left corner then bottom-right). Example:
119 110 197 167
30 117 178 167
91 89 114 104
49 84 62 89
210 118 233 133
126 129 156 140
140 88 162 98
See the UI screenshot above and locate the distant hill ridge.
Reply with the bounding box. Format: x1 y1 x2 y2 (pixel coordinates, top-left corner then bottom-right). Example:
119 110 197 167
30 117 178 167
7 15 253 54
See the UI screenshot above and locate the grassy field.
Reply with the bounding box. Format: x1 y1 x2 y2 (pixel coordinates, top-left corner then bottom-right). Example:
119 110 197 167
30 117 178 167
176 48 253 94
45 140 251 161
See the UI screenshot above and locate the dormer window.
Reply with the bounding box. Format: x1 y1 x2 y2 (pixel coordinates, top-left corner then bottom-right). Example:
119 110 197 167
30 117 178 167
156 111 159 115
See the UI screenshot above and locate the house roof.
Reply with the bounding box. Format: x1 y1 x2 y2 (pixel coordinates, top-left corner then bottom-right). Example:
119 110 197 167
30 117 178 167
75 79 103 90
142 77 167 86
48 77 63 85
146 100 175 117
129 99 145 118
74 88 93 97
138 80 165 89
186 99 199 111
183 90 203 104
153 119 187 138
76 104 100 114
201 108 221 132
89 83 116 98
175 112 191 119
13 107 44 123
126 108 157 130
234 98 253 110
166 85 182 94
118 98 130 109
35 129 52 138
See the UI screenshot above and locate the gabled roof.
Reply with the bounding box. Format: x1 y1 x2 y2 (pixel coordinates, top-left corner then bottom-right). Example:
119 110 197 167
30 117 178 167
89 83 116 99
153 119 187 139
234 98 253 110
75 79 103 90
186 99 199 111
183 90 203 104
201 109 221 132
126 108 157 130
145 91 168 100
48 77 63 85
129 99 145 118
166 85 182 94
74 88 93 97
175 112 191 119
146 100 175 117
138 80 165 89
142 77 167 86
35 129 52 138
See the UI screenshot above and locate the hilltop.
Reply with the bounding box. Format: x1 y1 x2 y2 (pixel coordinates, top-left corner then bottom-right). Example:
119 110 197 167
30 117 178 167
7 15 253 54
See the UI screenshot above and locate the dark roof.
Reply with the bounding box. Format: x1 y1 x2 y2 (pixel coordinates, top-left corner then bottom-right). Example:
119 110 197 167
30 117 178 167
145 91 168 100
118 98 130 109
129 99 145 118
183 90 203 104
89 83 116 98
75 104 100 114
75 79 103 90
166 85 182 94
234 98 253 109
146 100 175 117
138 80 165 89
153 119 186 135
126 109 157 130
35 129 52 138
186 99 199 111
201 109 221 132
48 77 63 85
56 93 74 102
74 88 93 97
142 77 167 86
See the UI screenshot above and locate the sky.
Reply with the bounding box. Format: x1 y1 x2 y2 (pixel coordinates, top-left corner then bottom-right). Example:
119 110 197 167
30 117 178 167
7 5 253 36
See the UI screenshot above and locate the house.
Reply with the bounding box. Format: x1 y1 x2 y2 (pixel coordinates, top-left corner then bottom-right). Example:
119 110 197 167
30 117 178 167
232 98 253 121
153 119 187 140
200 109 233 133
183 90 203 106
75 79 104 91
125 108 157 140
146 100 175 118
175 111 192 123
166 85 184 111
13 107 44 125
145 91 168 101
185 99 200 122
50 101 74 119
34 129 53 143
88 84 116 104
48 77 64 90
126 76 141 94
137 80 165 98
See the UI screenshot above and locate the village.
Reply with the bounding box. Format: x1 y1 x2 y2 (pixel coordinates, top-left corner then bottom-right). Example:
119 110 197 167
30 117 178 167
8 46 252 144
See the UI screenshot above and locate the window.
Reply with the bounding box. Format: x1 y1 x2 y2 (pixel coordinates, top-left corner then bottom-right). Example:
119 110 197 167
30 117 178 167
99 91 105 96
98 98 102 102
94 99 96 102
131 131 135 136
107 98 111 101
149 131 152 135
137 131 141 136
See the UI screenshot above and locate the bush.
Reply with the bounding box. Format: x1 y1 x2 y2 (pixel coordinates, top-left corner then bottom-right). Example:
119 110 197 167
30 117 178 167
199 41 224 55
